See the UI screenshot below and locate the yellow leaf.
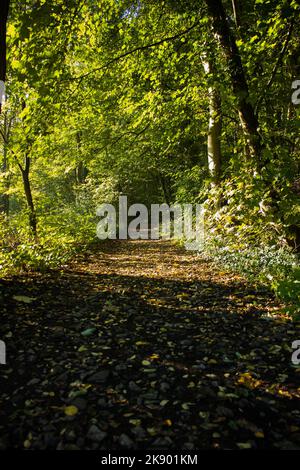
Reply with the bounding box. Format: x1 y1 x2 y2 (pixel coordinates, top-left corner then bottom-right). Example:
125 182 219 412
164 419 172 427
129 419 141 426
208 359 217 365
149 353 159 360
13 295 36 304
237 442 252 449
147 427 157 436
64 405 79 416
160 399 169 406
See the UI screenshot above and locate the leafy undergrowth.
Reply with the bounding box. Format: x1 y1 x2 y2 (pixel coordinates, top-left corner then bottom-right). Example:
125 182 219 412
202 243 300 321
0 240 299 450
0 211 96 275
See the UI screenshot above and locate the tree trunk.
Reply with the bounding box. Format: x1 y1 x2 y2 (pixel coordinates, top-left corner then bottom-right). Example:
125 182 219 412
204 0 262 164
20 155 37 237
0 0 10 114
76 160 88 184
231 0 242 29
76 131 88 184
202 57 222 186
0 111 10 215
159 173 172 205
0 141 9 215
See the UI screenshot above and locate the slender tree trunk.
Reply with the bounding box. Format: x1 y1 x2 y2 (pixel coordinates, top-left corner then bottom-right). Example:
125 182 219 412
231 0 242 29
0 141 9 215
202 57 222 186
76 131 88 184
19 155 37 237
14 102 37 237
0 0 10 114
76 160 88 184
204 0 262 164
0 112 10 215
159 173 171 205
0 0 10 212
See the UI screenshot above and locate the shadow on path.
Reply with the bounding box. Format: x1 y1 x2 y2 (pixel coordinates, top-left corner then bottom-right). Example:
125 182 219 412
0 240 299 449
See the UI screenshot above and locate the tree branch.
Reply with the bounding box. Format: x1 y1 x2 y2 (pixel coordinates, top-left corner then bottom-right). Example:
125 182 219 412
68 21 200 83
255 19 295 115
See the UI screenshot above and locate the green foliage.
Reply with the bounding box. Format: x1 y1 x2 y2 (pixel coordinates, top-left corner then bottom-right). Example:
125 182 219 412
274 268 300 320
200 175 300 318
0 208 96 274
204 238 299 319
0 0 299 323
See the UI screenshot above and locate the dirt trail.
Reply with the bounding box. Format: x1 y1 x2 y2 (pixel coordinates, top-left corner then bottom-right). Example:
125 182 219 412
0 240 299 450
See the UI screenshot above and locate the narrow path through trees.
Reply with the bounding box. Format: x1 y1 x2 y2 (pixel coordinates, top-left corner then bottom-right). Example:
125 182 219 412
0 240 299 450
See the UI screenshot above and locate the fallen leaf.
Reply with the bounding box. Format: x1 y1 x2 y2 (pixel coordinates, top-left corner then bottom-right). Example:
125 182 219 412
13 295 36 304
64 405 79 416
81 328 96 336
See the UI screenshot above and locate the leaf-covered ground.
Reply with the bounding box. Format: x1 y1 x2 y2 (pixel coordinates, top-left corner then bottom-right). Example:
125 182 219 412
0 240 299 450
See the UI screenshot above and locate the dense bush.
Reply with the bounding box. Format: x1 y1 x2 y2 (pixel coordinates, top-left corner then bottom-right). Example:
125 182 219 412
0 209 96 274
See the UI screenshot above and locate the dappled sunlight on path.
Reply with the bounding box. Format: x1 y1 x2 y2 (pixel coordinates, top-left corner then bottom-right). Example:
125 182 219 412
0 240 299 450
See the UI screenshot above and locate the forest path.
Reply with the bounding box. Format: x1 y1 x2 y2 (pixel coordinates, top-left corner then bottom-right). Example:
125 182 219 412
0 239 299 450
